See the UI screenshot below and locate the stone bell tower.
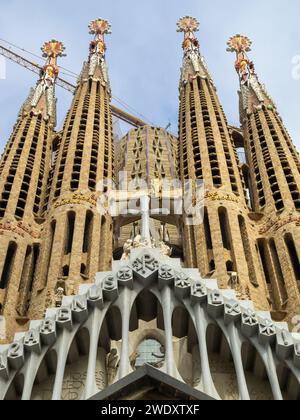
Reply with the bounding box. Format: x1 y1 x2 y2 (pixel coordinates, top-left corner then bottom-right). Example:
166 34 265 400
227 35 300 321
29 19 115 319
0 40 65 342
177 17 269 309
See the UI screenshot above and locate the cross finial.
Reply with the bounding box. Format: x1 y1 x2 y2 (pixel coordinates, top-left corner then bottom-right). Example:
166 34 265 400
89 18 112 36
227 34 252 55
41 40 66 61
177 16 200 33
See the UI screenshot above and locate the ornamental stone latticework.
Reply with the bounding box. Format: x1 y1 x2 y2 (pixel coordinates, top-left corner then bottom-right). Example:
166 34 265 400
0 17 299 400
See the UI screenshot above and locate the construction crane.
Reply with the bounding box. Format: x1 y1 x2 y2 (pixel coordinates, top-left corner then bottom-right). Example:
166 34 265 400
0 43 147 128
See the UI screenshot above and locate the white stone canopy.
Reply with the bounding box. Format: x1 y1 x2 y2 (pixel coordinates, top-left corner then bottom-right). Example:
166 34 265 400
0 247 300 400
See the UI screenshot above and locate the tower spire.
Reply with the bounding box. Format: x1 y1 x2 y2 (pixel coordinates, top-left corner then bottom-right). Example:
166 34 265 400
30 40 65 122
88 18 111 88
227 35 274 119
176 18 268 303
177 16 212 85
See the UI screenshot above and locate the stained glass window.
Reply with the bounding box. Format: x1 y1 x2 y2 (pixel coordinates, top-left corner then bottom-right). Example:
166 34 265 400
135 339 165 368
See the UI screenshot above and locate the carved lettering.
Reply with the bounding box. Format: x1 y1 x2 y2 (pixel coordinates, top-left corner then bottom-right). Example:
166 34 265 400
41 319 56 334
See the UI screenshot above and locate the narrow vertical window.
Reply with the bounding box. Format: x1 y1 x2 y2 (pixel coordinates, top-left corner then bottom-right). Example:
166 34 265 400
269 239 288 305
0 242 17 289
82 211 94 254
65 212 76 255
218 207 231 251
285 233 300 281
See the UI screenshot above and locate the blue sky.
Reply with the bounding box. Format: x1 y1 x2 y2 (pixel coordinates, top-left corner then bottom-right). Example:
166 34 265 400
0 0 300 153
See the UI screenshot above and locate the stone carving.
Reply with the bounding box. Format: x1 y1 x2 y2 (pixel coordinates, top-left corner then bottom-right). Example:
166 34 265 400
159 241 172 257
117 267 133 281
228 272 251 301
132 254 159 276
7 342 24 370
191 281 207 304
54 287 65 308
56 307 72 330
106 349 119 385
259 319 276 337
121 239 133 261
225 302 241 316
0 316 6 341
227 35 268 114
177 16 213 85
175 272 191 288
205 190 239 204
40 319 56 345
242 309 258 326
54 193 98 209
102 276 118 301
159 265 175 281
24 329 41 353
117 267 133 288
175 272 191 299
0 221 41 239
88 19 111 84
129 351 140 370
177 16 201 76
1 249 300 400
31 40 65 120
87 285 104 308
132 235 154 249
259 215 300 235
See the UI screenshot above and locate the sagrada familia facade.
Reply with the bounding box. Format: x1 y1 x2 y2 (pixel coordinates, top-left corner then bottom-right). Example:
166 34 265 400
0 17 299 400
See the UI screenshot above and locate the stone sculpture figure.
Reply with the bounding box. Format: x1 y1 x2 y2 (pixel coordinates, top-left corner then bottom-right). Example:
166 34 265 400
54 287 65 308
107 349 120 384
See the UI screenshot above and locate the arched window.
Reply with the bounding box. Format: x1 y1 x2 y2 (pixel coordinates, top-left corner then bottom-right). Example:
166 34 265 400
135 339 165 369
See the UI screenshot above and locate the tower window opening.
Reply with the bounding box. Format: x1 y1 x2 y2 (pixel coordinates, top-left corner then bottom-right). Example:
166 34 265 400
269 239 288 306
0 242 17 290
65 212 76 255
62 265 69 278
285 233 300 281
257 239 271 285
218 207 231 251
238 216 258 287
226 261 234 272
83 211 94 253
